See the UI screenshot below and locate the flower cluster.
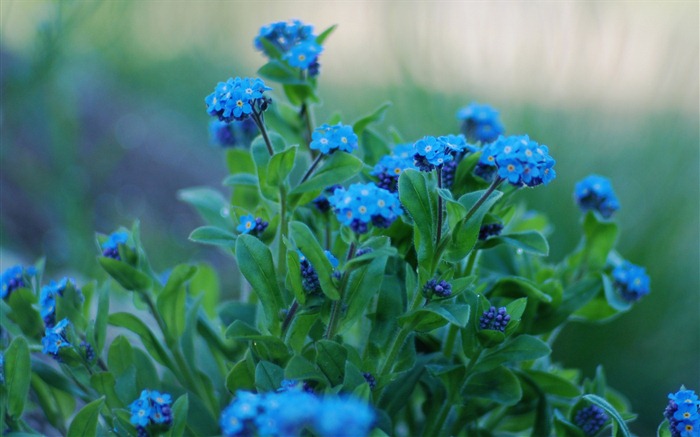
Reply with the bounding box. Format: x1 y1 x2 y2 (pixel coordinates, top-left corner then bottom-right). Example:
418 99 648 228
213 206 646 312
476 135 556 187
254 20 323 75
612 261 650 302
412 135 470 172
422 279 452 298
328 183 402 234
129 390 174 432
479 222 504 241
41 318 71 359
209 119 258 148
574 405 609 436
39 277 81 328
457 102 505 144
101 231 128 260
664 388 700 437
220 388 374 437
312 185 343 212
205 77 271 123
237 214 268 236
299 250 339 293
1 265 35 299
371 148 417 192
310 123 358 155
574 174 620 219
479 306 511 332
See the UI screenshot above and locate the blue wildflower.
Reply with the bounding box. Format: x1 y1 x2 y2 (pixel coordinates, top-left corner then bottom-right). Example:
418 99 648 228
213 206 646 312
1 265 35 299
285 39 323 69
205 77 271 123
299 250 339 293
130 398 152 427
130 389 174 430
423 279 452 298
574 174 620 219
479 306 511 332
102 231 128 260
371 151 417 193
328 183 402 234
41 318 71 357
40 277 81 328
236 214 268 236
312 184 343 212
80 341 95 363
255 20 315 57
314 396 375 437
574 405 609 436
476 135 556 187
310 123 358 155
457 102 505 143
612 261 650 302
209 119 258 148
665 388 700 437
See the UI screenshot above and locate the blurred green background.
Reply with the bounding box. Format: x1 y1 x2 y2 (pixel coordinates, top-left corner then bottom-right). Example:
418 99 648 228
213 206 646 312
1 1 698 434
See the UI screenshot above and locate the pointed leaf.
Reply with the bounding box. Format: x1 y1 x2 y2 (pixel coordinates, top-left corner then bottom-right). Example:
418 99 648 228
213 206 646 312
98 257 152 292
67 397 105 437
291 152 364 194
6 336 31 418
189 226 237 248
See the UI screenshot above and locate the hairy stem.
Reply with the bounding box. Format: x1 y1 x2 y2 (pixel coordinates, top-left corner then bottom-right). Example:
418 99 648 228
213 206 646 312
251 111 274 156
464 177 504 223
300 153 324 184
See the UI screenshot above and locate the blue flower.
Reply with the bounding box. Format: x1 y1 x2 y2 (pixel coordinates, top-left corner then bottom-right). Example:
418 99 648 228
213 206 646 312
479 306 511 332
457 102 505 143
237 214 268 236
40 277 80 328
310 123 358 155
255 20 315 56
574 174 620 219
423 279 452 298
371 151 417 193
476 135 556 187
102 231 128 260
130 398 152 427
205 77 271 123
312 184 343 212
299 250 339 293
313 396 375 437
574 405 609 436
129 389 174 429
328 183 402 234
209 119 258 148
41 318 71 356
612 261 650 302
285 39 323 69
1 265 34 299
665 388 700 437
412 135 472 172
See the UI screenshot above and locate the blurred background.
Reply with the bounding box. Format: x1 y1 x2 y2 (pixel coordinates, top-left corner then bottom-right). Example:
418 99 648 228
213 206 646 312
1 1 698 434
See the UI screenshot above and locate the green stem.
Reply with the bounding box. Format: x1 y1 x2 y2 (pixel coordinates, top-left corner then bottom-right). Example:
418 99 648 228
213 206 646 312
443 325 459 359
324 242 356 340
251 110 274 156
425 403 452 437
300 102 315 147
278 186 288 286
300 153 323 184
464 177 504 223
377 283 424 378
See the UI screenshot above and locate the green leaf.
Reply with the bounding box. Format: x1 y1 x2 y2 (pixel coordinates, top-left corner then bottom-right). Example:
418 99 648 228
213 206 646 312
94 285 110 355
225 319 261 338
258 37 283 59
582 212 619 270
291 152 364 194
532 277 601 333
90 372 121 410
474 335 551 373
189 263 220 319
446 189 503 262
353 102 391 137
398 303 470 332
5 288 44 338
289 221 339 300
398 169 437 265
6 336 31 419
479 231 550 256
55 280 87 331
284 354 328 384
157 264 196 342
258 60 304 84
98 257 152 292
489 277 553 303
657 419 673 437
169 395 189 437
340 255 389 334
222 173 259 187
30 374 65 431
316 24 337 45
177 187 230 229
522 370 582 397
107 335 134 376
268 145 298 187
583 394 631 437
235 234 284 335
603 274 632 312
188 226 237 248
67 397 104 437
255 361 285 392
226 353 256 393
360 129 391 166
464 367 522 405
283 83 318 106
108 313 171 367
286 250 306 305
315 340 348 387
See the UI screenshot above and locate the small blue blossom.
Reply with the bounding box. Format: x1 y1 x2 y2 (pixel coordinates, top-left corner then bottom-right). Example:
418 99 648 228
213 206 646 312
313 396 375 437
130 398 152 427
476 135 556 187
479 306 511 332
101 231 128 260
299 250 339 293
574 174 620 219
41 318 72 357
255 20 315 57
328 183 402 234
285 39 323 69
371 152 417 193
362 372 377 390
205 77 271 123
457 102 505 143
574 405 609 436
40 277 81 328
312 184 343 212
1 265 35 299
310 123 358 155
130 389 174 430
237 214 268 236
209 119 258 148
612 261 650 302
423 279 452 298
665 388 700 437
